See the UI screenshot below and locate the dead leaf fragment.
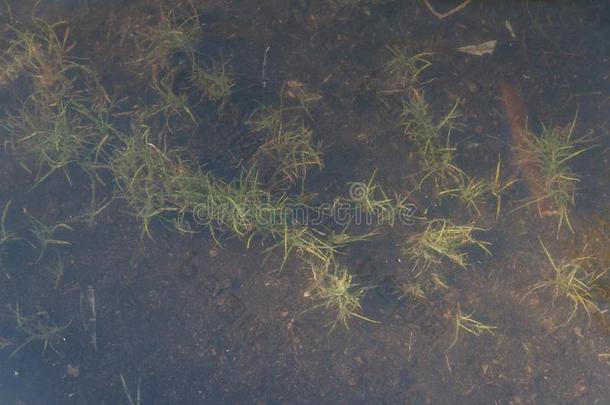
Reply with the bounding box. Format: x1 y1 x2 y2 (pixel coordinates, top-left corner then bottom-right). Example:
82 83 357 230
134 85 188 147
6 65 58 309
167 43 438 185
456 40 497 56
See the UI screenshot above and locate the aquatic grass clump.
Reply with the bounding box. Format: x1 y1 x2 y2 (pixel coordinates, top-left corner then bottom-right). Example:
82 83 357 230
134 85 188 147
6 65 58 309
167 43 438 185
249 103 324 188
190 59 234 105
171 167 286 241
384 46 431 90
149 72 197 127
133 7 201 69
438 173 487 215
110 127 177 238
1 22 116 187
282 80 322 116
525 240 605 326
396 281 426 302
171 166 341 263
446 303 497 352
400 90 462 188
309 259 376 330
1 20 78 95
488 157 517 221
10 302 71 357
4 94 109 186
27 215 73 263
403 218 490 272
344 170 408 226
253 125 323 187
522 116 592 233
108 126 338 265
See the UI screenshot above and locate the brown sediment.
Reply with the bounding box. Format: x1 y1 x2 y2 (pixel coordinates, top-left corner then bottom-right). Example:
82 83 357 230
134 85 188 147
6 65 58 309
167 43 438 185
499 81 558 217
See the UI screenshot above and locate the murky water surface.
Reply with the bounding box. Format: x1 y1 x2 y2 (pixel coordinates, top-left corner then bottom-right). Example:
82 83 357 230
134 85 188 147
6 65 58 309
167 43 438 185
0 1 609 403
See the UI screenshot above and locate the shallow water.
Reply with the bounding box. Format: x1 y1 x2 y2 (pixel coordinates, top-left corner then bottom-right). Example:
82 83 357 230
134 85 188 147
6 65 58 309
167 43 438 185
1 1 610 404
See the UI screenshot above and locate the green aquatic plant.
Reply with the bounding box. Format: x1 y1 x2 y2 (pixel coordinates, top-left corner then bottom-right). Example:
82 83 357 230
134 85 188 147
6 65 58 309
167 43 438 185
400 90 462 188
1 22 114 187
438 173 487 215
190 58 234 105
9 302 71 357
46 251 65 288
251 122 324 187
488 156 517 222
110 126 176 238
525 240 605 326
282 80 322 117
521 114 593 234
247 106 283 133
27 216 73 263
309 259 376 330
397 281 426 302
4 94 107 186
403 218 490 272
446 303 497 352
134 7 201 68
2 20 78 95
0 200 20 246
384 46 431 90
149 72 197 127
344 170 408 226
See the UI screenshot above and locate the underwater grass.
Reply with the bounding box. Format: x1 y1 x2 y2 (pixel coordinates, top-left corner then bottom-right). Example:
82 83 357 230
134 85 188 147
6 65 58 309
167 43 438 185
9 302 71 357
308 259 377 330
1 20 78 95
190 58 235 106
397 281 427 302
488 156 517 222
400 90 462 188
1 20 117 188
0 200 20 247
120 374 142 405
132 7 201 69
446 303 497 352
27 215 73 263
109 126 177 238
148 71 197 128
248 97 324 188
438 173 487 216
384 46 431 90
251 123 324 188
403 218 490 272
4 94 110 186
520 115 593 234
525 239 605 326
344 169 408 226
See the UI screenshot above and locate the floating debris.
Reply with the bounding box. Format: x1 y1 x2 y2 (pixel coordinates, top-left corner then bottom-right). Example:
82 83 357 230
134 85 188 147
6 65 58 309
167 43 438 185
456 40 497 56
505 19 516 38
80 285 97 351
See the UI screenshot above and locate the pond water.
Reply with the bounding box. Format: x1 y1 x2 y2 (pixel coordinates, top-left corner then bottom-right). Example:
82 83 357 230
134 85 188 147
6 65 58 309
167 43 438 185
0 0 609 403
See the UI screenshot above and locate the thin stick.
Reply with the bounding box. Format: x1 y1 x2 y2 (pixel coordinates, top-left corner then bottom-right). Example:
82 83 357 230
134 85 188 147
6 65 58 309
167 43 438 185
422 0 473 19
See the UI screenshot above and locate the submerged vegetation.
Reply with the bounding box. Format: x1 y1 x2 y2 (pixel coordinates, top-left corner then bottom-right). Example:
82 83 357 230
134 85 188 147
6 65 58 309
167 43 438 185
399 90 462 188
438 173 487 216
384 46 431 90
446 304 497 352
403 219 490 272
190 58 235 106
520 115 592 234
344 169 408 226
10 302 70 357
0 6 608 403
308 259 376 330
525 240 605 326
